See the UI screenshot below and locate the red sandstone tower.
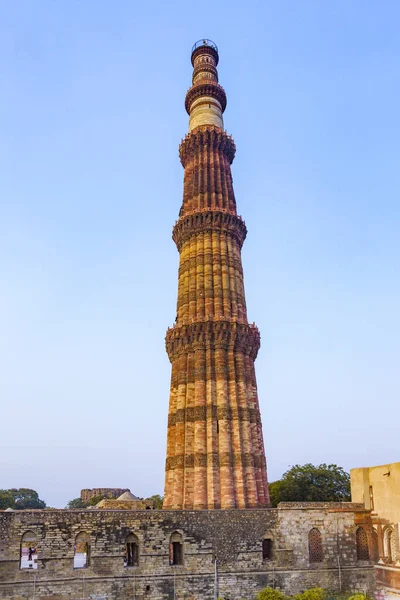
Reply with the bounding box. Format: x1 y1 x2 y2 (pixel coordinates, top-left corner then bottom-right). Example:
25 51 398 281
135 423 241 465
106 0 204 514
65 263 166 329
164 40 269 510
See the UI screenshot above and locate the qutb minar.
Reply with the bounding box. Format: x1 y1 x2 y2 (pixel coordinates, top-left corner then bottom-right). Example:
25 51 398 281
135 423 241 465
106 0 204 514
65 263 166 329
0 40 377 600
164 39 270 509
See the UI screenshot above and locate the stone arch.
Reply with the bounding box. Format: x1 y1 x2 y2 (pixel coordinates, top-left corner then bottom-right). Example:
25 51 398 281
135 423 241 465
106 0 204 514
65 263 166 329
308 528 323 563
125 533 139 567
74 531 90 569
383 526 396 563
20 531 38 570
169 531 183 565
356 526 370 560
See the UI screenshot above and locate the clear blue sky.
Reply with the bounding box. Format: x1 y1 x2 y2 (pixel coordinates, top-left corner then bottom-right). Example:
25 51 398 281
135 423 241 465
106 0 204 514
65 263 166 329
1 1 399 508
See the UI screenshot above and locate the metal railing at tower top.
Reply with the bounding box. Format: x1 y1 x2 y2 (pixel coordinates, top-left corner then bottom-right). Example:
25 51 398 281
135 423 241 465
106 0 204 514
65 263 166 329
191 39 218 54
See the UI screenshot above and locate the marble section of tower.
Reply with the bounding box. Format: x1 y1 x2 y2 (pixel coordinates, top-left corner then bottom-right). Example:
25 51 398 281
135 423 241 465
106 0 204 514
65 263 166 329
164 40 270 509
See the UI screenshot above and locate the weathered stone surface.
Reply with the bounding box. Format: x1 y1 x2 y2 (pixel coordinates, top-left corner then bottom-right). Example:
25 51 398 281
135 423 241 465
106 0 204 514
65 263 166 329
0 505 376 599
81 489 130 503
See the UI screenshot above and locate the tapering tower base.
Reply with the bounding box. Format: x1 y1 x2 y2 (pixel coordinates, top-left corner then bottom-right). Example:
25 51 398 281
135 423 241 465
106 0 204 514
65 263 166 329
163 41 269 510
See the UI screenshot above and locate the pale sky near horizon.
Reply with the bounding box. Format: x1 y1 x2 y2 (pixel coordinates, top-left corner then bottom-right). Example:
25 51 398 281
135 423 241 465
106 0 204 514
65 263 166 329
1 1 399 508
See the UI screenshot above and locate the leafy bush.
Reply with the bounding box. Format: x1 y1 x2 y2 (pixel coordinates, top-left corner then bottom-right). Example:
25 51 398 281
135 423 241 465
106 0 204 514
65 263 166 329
293 588 326 600
257 587 288 600
220 587 370 600
326 592 371 600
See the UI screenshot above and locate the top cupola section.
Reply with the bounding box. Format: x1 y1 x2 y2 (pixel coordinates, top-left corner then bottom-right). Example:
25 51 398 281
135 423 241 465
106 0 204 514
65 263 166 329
185 40 227 132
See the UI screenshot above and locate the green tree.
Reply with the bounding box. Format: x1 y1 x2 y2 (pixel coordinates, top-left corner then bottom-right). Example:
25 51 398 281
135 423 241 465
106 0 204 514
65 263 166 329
268 464 351 507
147 494 164 509
66 495 105 509
87 495 106 506
0 488 46 510
0 490 16 509
66 497 87 509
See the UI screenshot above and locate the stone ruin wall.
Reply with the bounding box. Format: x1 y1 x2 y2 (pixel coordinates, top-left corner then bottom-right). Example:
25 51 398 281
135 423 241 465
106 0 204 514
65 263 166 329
80 489 130 503
0 503 375 600
95 499 155 510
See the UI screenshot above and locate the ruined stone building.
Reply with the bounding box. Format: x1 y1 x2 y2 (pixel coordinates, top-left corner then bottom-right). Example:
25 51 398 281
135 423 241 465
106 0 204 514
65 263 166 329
80 489 131 504
352 462 400 597
0 40 376 600
95 492 155 511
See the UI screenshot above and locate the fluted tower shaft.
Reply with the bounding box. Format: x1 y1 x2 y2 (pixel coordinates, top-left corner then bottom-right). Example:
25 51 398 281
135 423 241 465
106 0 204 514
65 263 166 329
164 40 269 509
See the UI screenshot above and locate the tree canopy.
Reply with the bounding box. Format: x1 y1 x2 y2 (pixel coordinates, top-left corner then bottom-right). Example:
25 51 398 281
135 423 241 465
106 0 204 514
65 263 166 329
147 494 163 509
66 495 105 509
0 488 46 510
268 463 351 507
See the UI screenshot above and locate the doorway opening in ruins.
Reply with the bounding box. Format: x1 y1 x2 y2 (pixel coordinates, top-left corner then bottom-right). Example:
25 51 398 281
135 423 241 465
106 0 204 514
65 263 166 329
170 532 183 565
125 533 139 567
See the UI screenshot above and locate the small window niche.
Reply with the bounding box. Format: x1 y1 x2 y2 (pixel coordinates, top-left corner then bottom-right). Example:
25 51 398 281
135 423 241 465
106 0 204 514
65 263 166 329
169 532 183 566
309 528 323 563
20 531 38 570
74 532 90 569
356 527 370 561
262 537 272 561
124 533 139 567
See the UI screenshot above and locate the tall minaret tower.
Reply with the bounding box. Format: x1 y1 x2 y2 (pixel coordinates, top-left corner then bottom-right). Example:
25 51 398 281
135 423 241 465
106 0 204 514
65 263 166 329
164 40 270 509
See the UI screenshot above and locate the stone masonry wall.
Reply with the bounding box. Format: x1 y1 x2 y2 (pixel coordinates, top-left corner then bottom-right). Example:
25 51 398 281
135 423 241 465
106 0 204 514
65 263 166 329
0 504 375 600
95 499 155 510
80 489 130 503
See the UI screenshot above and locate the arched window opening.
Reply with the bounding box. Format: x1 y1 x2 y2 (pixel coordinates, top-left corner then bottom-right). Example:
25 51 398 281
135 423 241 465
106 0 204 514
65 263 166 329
369 485 374 511
384 527 395 563
309 528 323 563
169 532 183 566
20 531 38 570
356 527 370 560
262 538 272 560
124 533 139 567
74 532 90 569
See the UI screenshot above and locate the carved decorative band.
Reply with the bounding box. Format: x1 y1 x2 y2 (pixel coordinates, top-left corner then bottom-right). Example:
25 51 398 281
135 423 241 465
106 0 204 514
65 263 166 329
165 320 260 361
178 253 244 276
185 82 227 115
191 45 219 67
192 64 218 83
165 452 261 471
168 406 258 427
172 210 247 251
179 126 235 167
